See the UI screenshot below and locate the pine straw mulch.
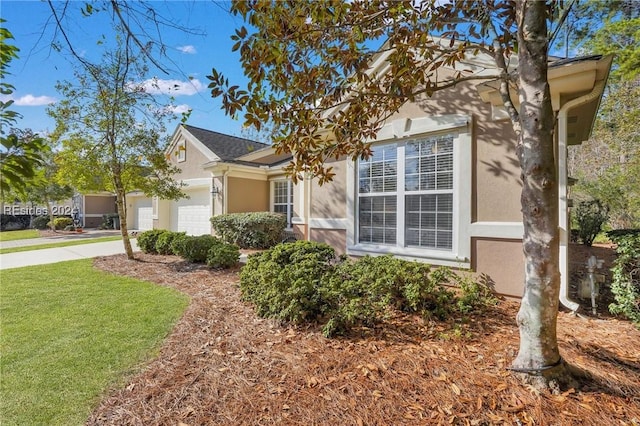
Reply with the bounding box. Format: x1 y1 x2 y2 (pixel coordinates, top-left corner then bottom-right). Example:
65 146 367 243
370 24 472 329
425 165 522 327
88 253 640 426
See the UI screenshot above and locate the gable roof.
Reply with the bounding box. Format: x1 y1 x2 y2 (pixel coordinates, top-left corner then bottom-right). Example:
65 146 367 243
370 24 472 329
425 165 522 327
182 124 269 161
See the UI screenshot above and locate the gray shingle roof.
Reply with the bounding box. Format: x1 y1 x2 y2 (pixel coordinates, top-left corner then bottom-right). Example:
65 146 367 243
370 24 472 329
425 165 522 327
183 124 269 161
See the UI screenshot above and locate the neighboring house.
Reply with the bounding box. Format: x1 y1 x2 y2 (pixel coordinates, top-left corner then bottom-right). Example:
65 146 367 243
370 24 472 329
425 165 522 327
125 124 291 236
131 53 612 300
1 193 117 229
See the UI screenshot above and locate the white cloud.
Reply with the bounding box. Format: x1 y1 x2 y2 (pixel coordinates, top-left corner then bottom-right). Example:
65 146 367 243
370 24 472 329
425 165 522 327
135 78 205 96
0 94 56 106
166 104 191 114
177 45 197 54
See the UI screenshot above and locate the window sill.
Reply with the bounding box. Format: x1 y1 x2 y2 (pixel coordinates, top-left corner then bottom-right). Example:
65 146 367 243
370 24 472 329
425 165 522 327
347 244 470 269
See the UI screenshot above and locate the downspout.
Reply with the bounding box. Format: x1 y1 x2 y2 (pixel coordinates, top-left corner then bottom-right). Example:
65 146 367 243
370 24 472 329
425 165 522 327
557 79 606 312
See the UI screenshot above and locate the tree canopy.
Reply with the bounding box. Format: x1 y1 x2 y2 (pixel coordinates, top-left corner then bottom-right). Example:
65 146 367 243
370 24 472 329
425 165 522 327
208 0 599 390
49 38 184 258
0 21 48 197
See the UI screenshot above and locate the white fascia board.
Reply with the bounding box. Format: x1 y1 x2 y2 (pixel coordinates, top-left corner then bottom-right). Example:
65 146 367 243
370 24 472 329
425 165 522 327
235 145 277 162
167 125 219 162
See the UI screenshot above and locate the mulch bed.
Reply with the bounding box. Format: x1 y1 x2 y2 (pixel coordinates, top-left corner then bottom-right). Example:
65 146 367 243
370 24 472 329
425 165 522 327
88 253 640 426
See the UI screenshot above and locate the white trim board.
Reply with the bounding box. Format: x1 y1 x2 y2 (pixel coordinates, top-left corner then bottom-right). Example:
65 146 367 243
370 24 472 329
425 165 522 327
469 222 524 239
308 218 348 230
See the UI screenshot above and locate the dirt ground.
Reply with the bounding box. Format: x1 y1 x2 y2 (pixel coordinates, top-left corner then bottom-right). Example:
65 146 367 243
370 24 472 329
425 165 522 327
87 252 640 426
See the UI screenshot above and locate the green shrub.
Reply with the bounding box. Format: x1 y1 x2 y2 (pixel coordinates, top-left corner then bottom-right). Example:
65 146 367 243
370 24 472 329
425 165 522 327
156 231 185 255
50 217 73 230
239 244 498 337
172 234 220 263
211 212 287 249
32 215 50 230
239 241 337 323
453 273 498 314
136 229 168 254
321 256 399 336
206 242 240 269
575 200 609 246
608 232 640 327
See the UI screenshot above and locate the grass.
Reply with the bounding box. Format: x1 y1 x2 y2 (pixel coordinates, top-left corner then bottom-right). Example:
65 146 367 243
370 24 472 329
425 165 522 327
0 236 123 254
0 229 40 241
0 259 189 425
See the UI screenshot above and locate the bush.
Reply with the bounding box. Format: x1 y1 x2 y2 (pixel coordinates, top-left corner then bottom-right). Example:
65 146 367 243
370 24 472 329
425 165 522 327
31 215 50 230
99 213 120 230
239 241 337 323
156 231 185 255
51 217 73 230
575 200 609 246
0 214 30 231
206 242 240 269
211 212 287 249
239 243 498 337
172 234 220 263
136 229 168 254
608 232 640 327
452 273 498 314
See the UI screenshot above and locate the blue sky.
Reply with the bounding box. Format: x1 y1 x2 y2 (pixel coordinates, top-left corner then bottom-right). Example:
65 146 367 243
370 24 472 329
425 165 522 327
1 1 250 138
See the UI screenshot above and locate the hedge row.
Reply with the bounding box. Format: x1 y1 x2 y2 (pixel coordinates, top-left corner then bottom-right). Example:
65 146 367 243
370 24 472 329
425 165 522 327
137 229 239 269
240 241 497 337
211 212 286 249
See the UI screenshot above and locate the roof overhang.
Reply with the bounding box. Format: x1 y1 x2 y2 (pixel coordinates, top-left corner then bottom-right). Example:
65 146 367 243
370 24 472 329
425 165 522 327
477 54 613 145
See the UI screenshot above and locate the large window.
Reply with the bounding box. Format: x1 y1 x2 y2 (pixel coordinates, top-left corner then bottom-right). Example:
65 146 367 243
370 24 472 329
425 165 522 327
273 180 294 228
357 134 455 251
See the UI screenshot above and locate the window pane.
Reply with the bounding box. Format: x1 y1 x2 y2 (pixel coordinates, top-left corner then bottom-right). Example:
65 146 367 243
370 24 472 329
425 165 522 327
358 143 397 194
358 195 397 245
405 193 453 249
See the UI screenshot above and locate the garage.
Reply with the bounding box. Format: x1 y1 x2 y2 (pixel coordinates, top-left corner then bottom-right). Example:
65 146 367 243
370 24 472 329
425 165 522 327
131 197 153 230
172 188 212 236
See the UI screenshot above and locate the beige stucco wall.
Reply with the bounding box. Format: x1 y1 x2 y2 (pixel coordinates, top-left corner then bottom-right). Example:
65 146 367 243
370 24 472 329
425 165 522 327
471 238 525 297
85 195 116 215
391 81 522 222
309 158 347 219
227 177 269 213
310 229 347 256
169 137 212 181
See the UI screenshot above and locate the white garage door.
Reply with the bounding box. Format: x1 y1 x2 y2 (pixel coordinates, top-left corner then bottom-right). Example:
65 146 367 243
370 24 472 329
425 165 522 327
132 198 153 230
137 207 153 231
174 188 211 236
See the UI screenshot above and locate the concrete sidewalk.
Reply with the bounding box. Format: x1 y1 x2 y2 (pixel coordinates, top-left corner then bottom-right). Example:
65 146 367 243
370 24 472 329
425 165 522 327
0 239 140 270
0 230 124 249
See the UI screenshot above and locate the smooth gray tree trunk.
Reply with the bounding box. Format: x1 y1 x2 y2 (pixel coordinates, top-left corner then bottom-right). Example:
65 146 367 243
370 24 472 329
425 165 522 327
510 0 571 390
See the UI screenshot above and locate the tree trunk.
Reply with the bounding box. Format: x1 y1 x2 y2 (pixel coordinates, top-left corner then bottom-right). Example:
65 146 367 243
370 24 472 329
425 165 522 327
511 0 571 390
114 180 134 260
46 197 55 232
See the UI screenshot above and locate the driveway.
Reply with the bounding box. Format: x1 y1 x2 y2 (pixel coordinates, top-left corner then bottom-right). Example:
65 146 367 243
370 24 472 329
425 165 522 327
0 237 139 270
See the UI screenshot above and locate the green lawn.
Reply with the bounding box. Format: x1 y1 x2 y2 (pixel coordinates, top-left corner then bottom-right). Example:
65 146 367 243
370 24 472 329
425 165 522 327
0 229 40 242
0 259 189 425
0 236 123 254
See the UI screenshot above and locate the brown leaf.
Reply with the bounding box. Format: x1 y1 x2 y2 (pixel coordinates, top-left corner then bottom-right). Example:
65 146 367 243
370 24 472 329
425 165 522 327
451 383 461 396
495 383 508 392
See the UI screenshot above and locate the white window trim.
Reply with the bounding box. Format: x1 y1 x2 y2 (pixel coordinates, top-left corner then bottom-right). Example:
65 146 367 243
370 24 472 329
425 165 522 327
270 178 294 230
177 141 186 163
346 114 472 268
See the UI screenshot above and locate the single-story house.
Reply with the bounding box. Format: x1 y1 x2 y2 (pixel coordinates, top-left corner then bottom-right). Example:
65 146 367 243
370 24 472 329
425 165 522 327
130 52 612 300
1 193 117 229
125 125 291 236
